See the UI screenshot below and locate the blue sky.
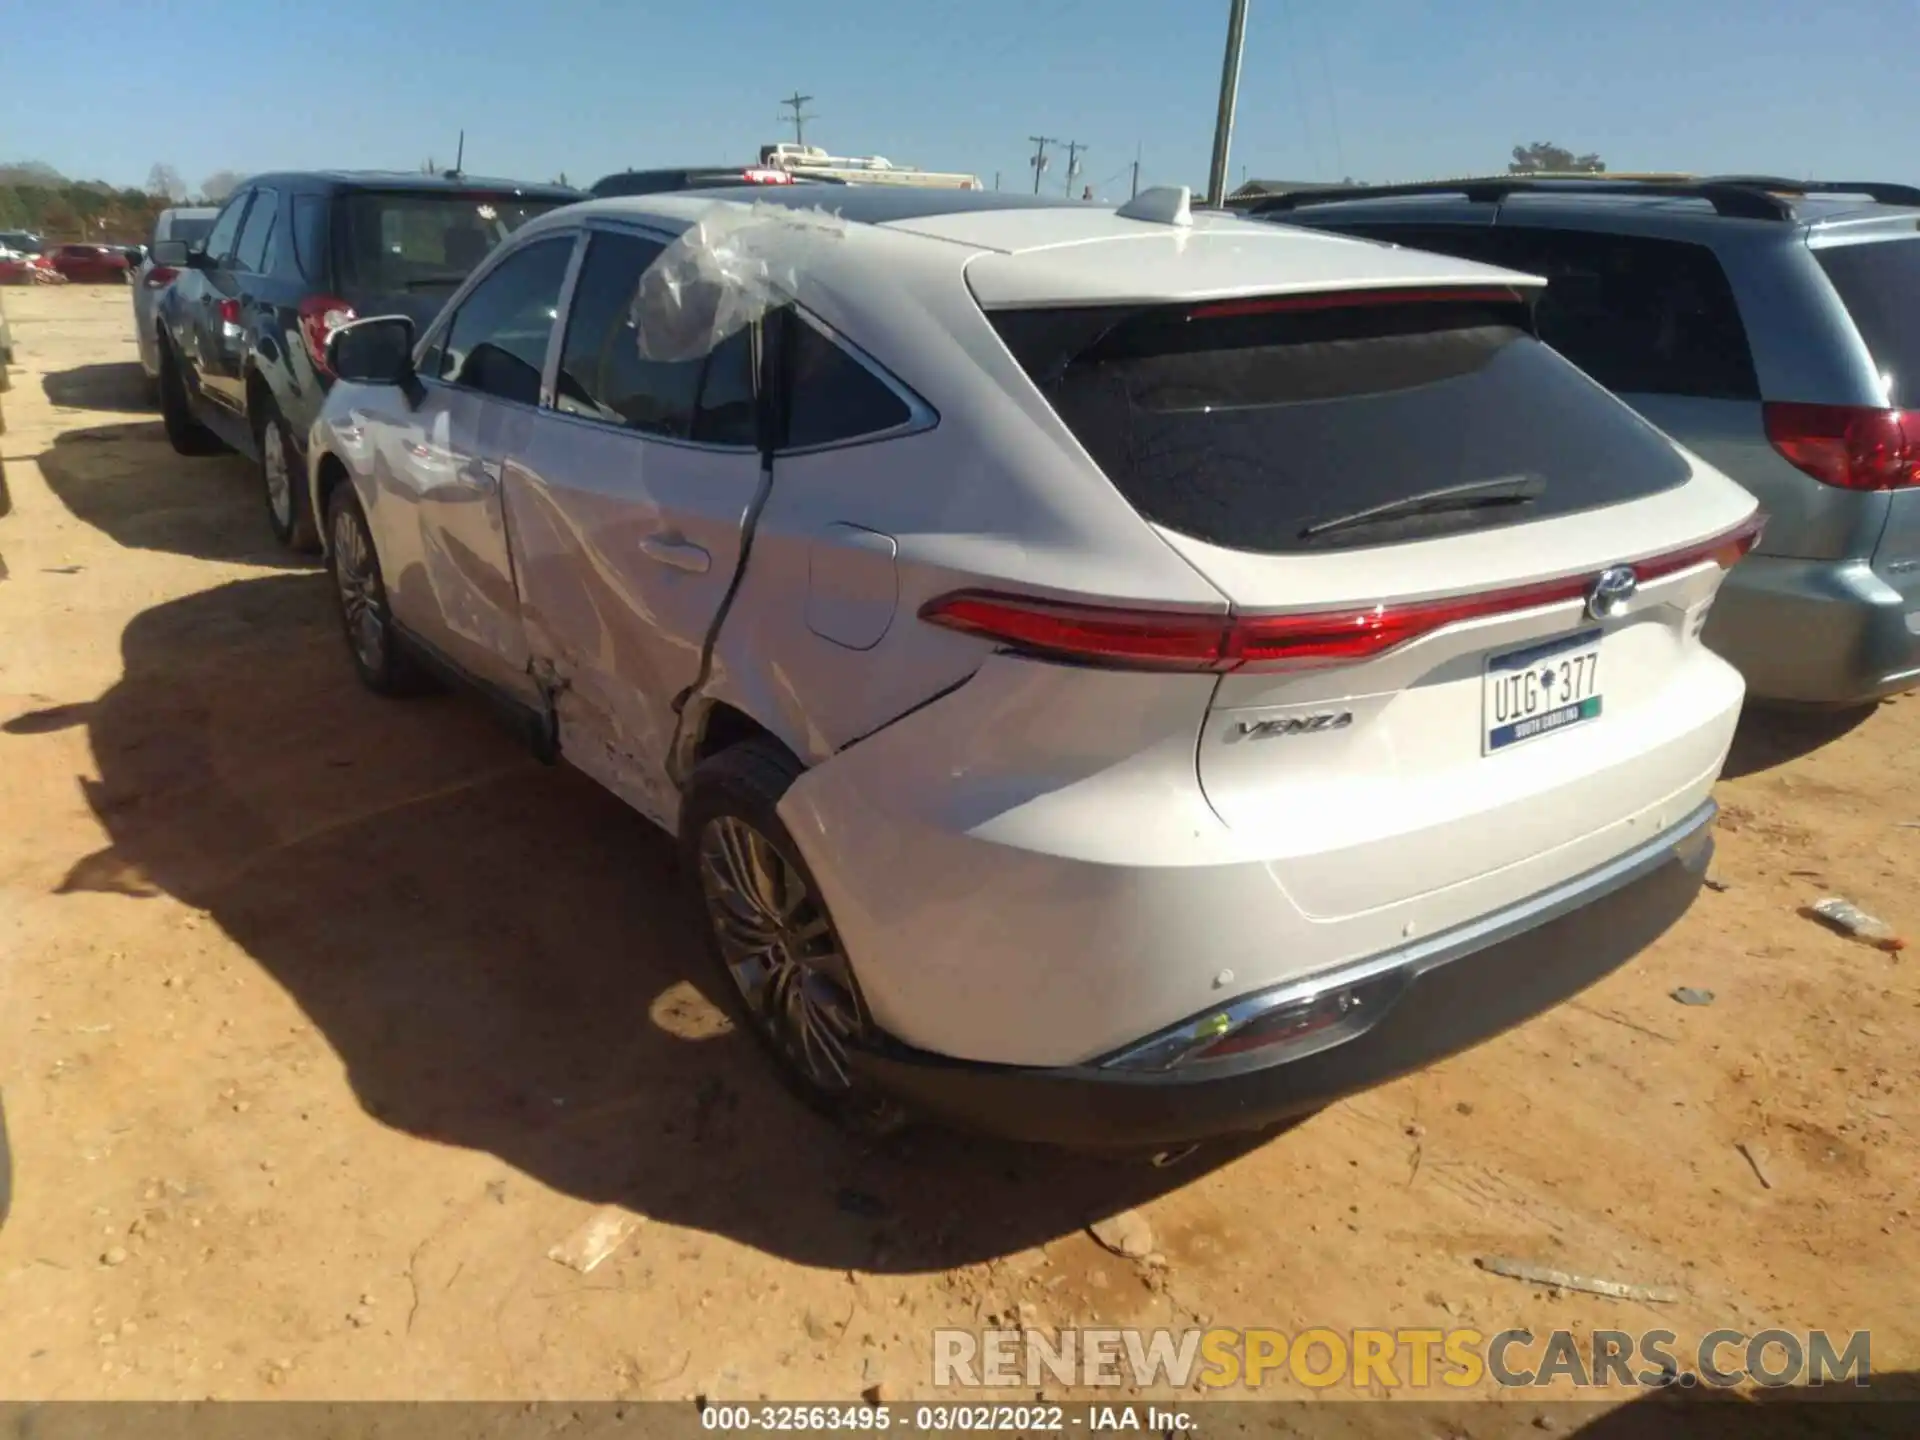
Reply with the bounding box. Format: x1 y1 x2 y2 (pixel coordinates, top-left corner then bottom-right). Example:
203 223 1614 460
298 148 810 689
3 0 1917 198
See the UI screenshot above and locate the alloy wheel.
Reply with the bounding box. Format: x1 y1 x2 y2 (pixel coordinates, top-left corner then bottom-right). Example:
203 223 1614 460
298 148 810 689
697 815 867 1091
332 505 386 673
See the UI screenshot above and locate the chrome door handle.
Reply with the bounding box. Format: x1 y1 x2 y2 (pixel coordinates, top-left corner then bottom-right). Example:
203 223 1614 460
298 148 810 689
639 535 711 574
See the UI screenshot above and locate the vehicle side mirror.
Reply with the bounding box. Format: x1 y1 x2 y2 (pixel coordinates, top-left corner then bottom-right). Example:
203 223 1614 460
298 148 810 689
328 315 418 388
150 239 192 268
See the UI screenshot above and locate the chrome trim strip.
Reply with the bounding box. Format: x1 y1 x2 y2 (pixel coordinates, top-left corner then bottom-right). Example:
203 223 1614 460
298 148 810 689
1099 799 1718 1072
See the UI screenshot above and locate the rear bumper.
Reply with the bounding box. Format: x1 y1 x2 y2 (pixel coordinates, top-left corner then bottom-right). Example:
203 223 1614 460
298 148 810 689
853 800 1715 1149
1706 555 1920 705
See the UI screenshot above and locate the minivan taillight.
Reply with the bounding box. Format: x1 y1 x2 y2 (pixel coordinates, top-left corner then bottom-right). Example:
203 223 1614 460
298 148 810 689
1764 402 1920 490
299 296 357 378
143 265 179 289
920 514 1765 673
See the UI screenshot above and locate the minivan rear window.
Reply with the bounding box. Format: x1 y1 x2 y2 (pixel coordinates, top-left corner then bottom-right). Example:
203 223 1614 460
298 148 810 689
332 192 570 296
990 295 1692 553
1814 238 1920 409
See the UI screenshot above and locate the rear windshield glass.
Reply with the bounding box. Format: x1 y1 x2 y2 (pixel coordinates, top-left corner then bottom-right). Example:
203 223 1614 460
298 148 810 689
990 297 1692 553
1814 238 1920 409
332 192 570 296
164 215 214 246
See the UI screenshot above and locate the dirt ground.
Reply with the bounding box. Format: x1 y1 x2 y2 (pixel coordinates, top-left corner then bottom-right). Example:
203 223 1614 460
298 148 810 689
0 284 1914 1418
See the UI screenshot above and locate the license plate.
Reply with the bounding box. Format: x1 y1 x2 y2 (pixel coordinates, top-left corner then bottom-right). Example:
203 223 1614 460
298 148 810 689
1484 629 1603 753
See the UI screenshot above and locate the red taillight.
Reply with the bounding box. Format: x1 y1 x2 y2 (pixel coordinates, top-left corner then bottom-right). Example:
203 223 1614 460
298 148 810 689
920 514 1766 673
298 295 357 377
143 265 179 289
217 298 241 325
1187 286 1528 321
741 167 795 185
1764 402 1920 491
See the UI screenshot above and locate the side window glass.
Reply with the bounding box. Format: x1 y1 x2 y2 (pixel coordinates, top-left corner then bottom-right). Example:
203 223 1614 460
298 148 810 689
783 318 911 450
200 194 250 265
1326 222 1505 266
435 236 576 407
233 187 278 275
555 229 758 444
290 195 329 281
1500 229 1758 401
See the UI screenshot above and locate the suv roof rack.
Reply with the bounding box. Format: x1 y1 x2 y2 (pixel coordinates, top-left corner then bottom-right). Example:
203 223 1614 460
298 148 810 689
1244 176 1799 222
1697 175 1920 208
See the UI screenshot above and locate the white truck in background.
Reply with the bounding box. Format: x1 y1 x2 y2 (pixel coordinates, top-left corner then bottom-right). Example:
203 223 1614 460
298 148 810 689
758 143 981 190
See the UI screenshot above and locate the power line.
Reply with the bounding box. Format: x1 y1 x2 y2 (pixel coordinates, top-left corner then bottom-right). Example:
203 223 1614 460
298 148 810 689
778 92 817 147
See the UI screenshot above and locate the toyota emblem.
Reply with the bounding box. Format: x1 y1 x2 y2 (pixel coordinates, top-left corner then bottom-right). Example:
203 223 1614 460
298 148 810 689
1587 566 1639 621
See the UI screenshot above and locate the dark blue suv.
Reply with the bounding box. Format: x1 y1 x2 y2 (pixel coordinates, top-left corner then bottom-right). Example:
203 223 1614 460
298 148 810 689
152 171 581 549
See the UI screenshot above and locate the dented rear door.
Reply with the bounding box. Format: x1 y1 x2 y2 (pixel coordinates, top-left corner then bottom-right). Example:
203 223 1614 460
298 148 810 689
505 225 763 827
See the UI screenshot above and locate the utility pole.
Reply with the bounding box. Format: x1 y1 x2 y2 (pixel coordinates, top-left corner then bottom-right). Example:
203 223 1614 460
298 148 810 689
1206 0 1250 208
452 129 465 176
1130 141 1142 199
1028 135 1058 195
1062 140 1086 197
779 92 816 147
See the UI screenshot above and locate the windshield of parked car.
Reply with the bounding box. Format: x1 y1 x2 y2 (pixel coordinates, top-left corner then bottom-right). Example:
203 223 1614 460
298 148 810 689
164 216 215 247
1813 237 1920 409
332 192 571 295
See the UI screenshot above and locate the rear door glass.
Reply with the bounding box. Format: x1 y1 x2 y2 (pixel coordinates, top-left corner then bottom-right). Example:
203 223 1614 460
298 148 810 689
233 188 278 275
555 228 757 444
290 195 329 281
1813 237 1920 408
989 295 1691 554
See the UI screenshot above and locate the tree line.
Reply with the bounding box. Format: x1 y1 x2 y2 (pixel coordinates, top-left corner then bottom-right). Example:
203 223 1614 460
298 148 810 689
0 161 245 243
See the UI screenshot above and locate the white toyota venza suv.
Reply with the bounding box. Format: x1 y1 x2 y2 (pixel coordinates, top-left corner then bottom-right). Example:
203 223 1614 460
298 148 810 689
307 185 1760 1148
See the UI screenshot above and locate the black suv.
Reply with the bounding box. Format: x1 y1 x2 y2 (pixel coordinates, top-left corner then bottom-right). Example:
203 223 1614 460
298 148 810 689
151 171 582 549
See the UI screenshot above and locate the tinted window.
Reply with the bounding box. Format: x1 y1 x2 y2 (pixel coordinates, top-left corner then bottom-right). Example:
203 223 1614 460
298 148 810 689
290 195 328 281
784 319 910 449
233 188 278 274
1497 229 1758 401
154 213 214 248
1324 221 1758 401
333 191 571 296
1814 238 1920 409
435 236 576 406
555 229 757 444
200 195 250 263
990 297 1691 554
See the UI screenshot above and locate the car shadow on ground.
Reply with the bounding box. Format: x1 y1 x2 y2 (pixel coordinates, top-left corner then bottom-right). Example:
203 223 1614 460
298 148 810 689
36 420 309 568
1721 701 1878 780
1562 1367 1916 1437
42 361 153 414
9 570 1258 1273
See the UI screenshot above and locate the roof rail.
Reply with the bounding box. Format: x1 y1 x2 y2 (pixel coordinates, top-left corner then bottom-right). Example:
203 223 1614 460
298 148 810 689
1698 175 1920 208
1245 175 1795 222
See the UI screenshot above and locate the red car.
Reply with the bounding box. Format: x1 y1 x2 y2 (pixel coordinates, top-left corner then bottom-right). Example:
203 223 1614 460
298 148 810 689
47 243 130 283
0 252 50 285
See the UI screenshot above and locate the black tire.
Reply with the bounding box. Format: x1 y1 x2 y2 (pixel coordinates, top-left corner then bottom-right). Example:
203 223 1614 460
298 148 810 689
157 338 222 456
680 739 905 1135
325 485 427 697
255 397 318 552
